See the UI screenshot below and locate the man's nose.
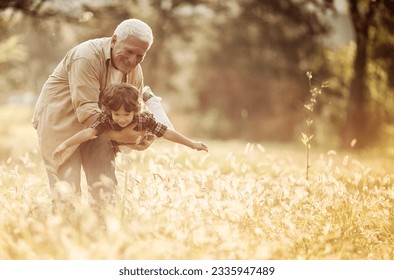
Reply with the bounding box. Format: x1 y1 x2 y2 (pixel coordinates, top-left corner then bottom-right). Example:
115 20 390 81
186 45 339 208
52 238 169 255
128 55 137 66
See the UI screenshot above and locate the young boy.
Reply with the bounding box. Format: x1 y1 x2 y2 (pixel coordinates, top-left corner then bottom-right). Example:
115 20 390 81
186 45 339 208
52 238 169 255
53 83 208 160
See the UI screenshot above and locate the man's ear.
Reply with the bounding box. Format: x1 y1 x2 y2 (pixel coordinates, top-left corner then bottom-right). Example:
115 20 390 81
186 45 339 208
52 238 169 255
111 35 117 46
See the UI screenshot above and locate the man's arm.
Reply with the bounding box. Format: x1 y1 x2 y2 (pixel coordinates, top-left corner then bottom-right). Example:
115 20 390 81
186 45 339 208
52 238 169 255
143 86 174 130
84 112 100 126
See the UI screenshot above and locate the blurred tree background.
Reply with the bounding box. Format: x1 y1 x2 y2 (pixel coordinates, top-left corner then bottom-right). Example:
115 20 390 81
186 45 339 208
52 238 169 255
1 0 393 150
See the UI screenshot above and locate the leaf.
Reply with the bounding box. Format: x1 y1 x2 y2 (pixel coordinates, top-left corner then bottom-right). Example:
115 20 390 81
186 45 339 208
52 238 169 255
350 138 357 148
327 150 337 155
243 142 251 155
301 133 309 145
343 155 349 166
257 144 265 153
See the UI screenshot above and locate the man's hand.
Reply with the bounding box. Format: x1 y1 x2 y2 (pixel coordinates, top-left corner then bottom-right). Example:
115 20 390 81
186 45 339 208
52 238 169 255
105 122 146 143
125 134 156 151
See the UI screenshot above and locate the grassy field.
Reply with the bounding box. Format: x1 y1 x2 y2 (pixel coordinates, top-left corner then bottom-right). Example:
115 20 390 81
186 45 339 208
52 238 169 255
0 105 393 259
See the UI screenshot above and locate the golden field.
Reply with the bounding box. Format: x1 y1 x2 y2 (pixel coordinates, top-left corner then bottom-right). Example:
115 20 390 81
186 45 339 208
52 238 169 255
0 105 393 259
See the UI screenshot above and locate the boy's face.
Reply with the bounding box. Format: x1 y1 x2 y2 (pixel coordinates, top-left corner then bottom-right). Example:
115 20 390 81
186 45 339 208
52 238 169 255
111 105 135 127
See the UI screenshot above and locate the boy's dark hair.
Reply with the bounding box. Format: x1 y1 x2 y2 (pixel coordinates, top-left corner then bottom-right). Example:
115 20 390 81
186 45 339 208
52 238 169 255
100 83 142 113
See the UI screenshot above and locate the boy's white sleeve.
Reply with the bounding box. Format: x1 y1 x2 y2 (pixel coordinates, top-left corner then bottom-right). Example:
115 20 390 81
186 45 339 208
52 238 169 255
143 86 174 130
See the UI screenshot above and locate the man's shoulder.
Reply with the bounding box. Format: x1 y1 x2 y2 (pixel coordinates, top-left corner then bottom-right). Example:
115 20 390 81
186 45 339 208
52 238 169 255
72 37 111 60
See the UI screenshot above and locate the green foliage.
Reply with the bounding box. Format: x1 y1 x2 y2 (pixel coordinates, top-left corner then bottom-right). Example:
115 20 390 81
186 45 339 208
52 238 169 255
320 41 394 147
0 34 27 97
195 70 307 141
195 0 334 141
0 35 27 64
1 0 393 144
0 32 29 99
311 43 356 147
338 0 394 148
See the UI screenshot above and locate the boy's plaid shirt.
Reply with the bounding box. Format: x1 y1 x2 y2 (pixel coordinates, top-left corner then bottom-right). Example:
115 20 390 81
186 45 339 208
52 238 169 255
91 110 168 139
134 111 168 137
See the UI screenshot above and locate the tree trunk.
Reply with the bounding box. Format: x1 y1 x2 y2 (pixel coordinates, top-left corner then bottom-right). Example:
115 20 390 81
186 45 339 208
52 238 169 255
342 0 379 149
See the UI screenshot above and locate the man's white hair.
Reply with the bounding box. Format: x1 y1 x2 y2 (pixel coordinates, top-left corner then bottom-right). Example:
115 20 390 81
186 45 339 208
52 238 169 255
114 19 154 47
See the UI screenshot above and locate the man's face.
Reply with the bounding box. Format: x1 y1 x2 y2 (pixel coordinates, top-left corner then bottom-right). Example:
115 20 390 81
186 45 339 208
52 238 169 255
110 35 150 74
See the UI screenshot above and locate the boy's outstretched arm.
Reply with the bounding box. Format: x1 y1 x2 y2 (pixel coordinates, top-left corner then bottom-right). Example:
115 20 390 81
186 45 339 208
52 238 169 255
53 127 97 158
163 129 208 152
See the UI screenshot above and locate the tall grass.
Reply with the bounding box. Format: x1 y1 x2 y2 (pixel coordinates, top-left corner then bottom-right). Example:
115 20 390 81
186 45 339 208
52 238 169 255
0 105 393 259
1 142 393 259
301 71 327 180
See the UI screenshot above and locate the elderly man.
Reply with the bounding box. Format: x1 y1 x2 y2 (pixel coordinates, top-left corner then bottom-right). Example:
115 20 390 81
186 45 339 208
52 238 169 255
32 18 173 207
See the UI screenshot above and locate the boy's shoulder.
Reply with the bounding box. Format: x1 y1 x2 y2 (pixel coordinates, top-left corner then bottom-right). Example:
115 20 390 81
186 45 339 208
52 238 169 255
91 113 121 133
138 110 154 119
98 112 111 123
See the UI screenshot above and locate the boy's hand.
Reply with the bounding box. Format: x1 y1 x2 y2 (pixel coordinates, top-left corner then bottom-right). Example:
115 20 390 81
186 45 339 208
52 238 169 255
193 142 208 152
